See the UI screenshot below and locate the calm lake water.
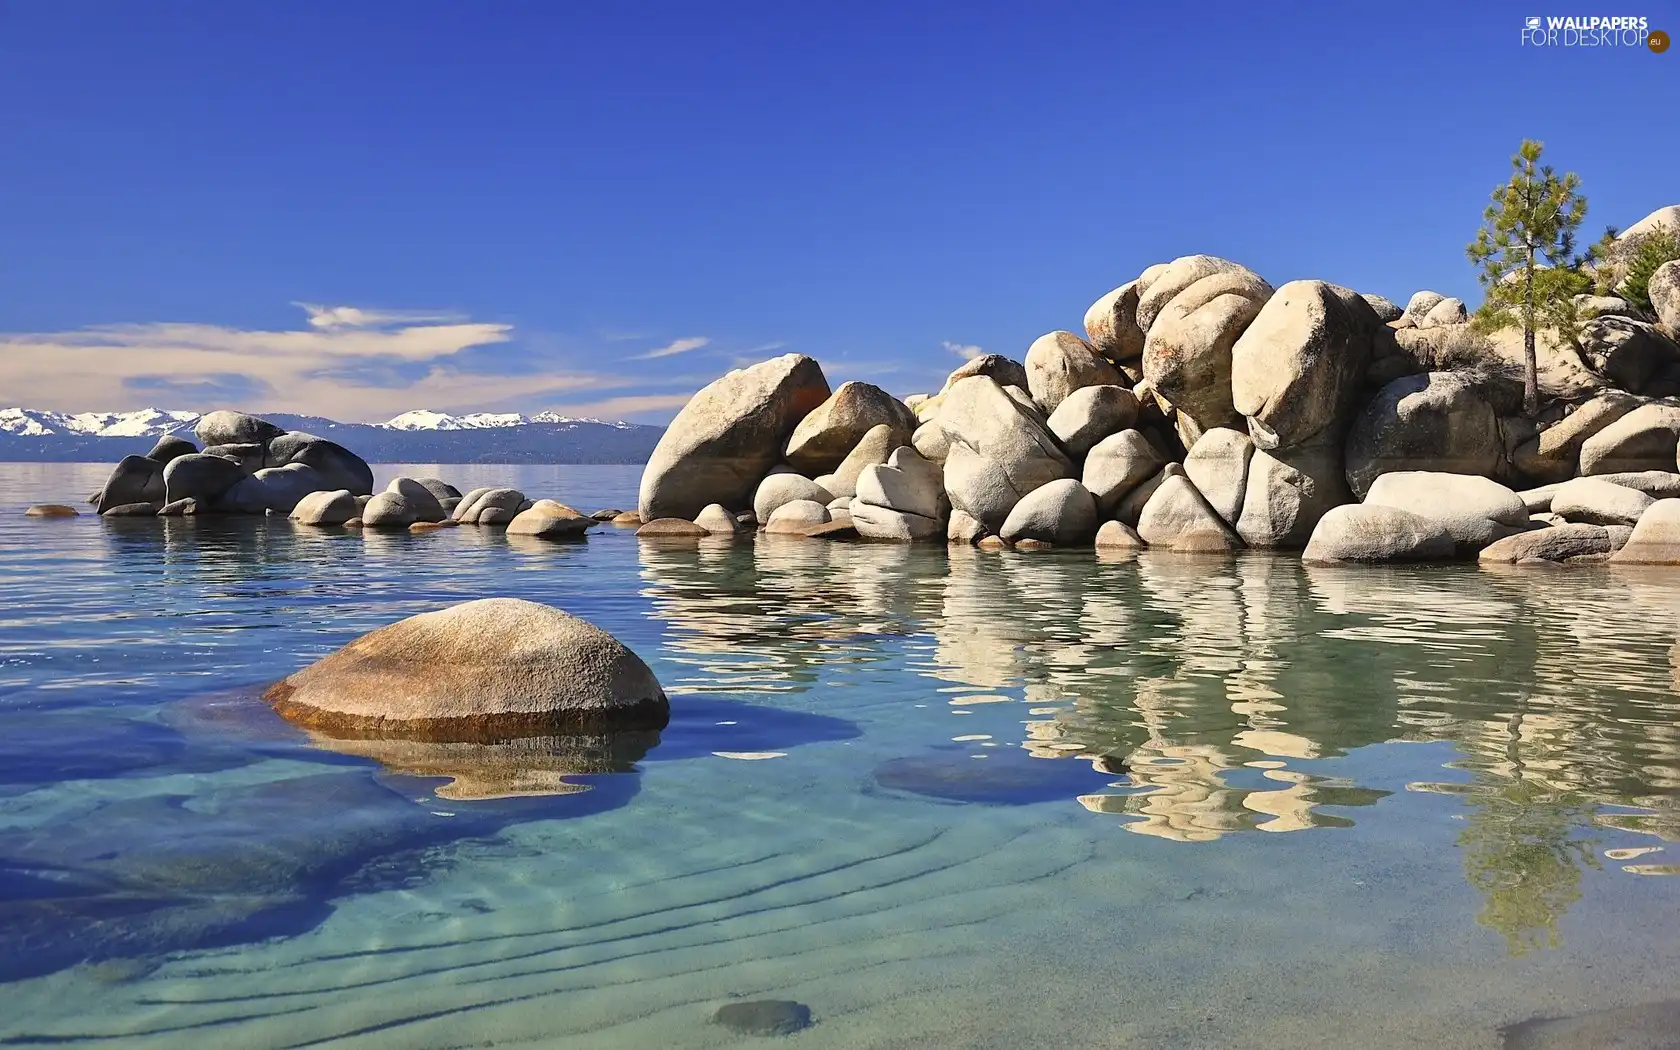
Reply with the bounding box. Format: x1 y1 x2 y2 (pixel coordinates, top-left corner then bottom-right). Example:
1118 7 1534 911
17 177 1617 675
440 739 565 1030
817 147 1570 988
3 462 1680 1048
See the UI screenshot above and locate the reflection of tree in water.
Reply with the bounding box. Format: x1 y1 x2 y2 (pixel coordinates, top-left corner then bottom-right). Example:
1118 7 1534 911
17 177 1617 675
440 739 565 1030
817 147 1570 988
1457 773 1599 955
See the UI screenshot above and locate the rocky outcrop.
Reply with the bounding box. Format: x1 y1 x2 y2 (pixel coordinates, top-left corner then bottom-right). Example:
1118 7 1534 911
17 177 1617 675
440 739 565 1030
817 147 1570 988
163 453 248 506
1083 282 1145 369
1082 429 1164 517
1609 499 1680 564
1479 523 1614 565
1550 477 1656 525
195 410 285 448
639 354 831 521
1137 474 1240 551
1512 391 1643 483
1182 426 1253 526
1236 437 1349 548
1142 267 1272 433
825 424 900 497
753 473 833 523
938 376 1076 528
1651 260 1680 334
453 488 528 525
96 455 165 514
1578 402 1680 475
1046 384 1139 458
265 598 668 737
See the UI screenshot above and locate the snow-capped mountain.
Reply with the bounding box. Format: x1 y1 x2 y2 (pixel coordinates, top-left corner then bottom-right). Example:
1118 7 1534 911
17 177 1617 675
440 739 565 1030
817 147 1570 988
381 409 634 431
0 407 663 464
1 406 637 438
0 408 201 438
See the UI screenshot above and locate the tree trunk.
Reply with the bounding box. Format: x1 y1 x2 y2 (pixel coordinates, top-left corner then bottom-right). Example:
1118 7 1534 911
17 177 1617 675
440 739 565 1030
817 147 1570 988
1523 248 1539 417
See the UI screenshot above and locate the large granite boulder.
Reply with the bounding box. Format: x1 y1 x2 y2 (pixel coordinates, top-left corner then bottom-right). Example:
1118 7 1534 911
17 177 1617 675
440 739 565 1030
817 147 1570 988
453 488 527 525
1361 293 1403 322
1231 280 1378 450
938 376 1076 528
1302 504 1456 564
1512 390 1643 483
361 492 420 528
201 442 266 472
1081 429 1164 517
385 478 448 523
1083 281 1146 369
194 410 284 448
1235 436 1350 549
1479 523 1614 565
639 354 830 521
999 479 1098 546
1344 371 1502 497
1401 291 1446 327
1417 298 1467 329
855 448 945 520
1046 384 1139 458
162 453 248 505
217 463 328 515
1550 477 1657 526
1182 426 1253 526
764 499 832 533
145 434 197 464
753 472 832 523
1140 268 1272 433
1578 402 1680 475
506 505 595 539
264 598 668 736
1651 259 1680 334
1134 255 1247 333
850 501 942 541
940 354 1030 395
1575 316 1680 392
266 433 375 495
824 423 901 498
96 455 165 514
1136 474 1240 551
291 490 359 526
1609 499 1680 564
1362 471 1528 553
782 381 916 476
1024 331 1122 415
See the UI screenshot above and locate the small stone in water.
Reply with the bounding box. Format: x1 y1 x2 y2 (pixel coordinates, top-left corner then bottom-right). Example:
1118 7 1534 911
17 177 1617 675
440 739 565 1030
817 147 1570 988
712 999 813 1037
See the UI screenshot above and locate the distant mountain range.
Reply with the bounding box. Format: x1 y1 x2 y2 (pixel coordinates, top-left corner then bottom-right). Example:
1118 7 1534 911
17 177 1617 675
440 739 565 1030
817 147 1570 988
0 407 665 464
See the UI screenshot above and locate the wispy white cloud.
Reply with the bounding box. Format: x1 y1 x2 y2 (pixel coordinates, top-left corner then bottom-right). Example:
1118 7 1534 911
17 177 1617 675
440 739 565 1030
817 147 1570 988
943 340 984 360
0 303 652 422
634 336 712 360
293 303 466 330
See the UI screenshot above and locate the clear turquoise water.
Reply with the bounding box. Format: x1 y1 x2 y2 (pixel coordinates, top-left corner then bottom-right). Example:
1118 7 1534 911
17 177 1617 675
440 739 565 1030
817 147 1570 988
3 462 1680 1048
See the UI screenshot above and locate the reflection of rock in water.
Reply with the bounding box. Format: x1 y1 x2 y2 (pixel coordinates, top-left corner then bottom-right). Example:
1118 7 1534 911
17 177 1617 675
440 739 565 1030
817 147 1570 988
305 728 659 800
1500 999 1680 1049
873 745 1123 806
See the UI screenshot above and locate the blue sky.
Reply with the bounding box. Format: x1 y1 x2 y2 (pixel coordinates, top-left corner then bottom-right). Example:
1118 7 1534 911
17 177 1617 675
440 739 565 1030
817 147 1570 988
1 1 1673 422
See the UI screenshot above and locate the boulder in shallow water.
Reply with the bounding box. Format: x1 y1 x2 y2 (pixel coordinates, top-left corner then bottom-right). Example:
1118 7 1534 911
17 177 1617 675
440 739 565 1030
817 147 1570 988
1095 520 1146 550
145 434 197 464
265 597 668 736
453 487 526 524
291 490 358 526
361 492 420 528
1609 498 1680 564
639 354 831 521
1362 471 1528 553
712 1000 814 1037
101 502 158 517
265 433 375 495
96 455 165 514
764 499 831 533
1344 372 1502 497
384 477 448 523
507 506 594 539
194 410 284 448
25 504 79 518
753 472 832 523
693 504 738 535
1302 504 1456 564
1479 523 1612 565
163 454 248 506
1137 473 1240 550
636 518 709 537
999 479 1098 546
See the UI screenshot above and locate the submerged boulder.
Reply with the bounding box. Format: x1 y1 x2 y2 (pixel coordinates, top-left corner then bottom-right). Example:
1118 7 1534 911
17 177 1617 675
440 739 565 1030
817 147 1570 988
639 354 830 521
507 506 595 539
265 598 668 736
384 477 449 523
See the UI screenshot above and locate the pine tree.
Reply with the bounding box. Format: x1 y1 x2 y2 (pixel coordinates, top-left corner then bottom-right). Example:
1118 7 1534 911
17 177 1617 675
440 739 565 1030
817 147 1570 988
1618 230 1680 312
1466 140 1589 416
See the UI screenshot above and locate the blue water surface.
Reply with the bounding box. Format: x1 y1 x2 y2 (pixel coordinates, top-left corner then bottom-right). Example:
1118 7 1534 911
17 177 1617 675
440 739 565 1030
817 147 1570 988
2 462 1680 1049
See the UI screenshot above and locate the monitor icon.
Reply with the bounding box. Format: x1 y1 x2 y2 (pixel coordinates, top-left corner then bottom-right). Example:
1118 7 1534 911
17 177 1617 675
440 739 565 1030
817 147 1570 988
1525 16 1542 29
